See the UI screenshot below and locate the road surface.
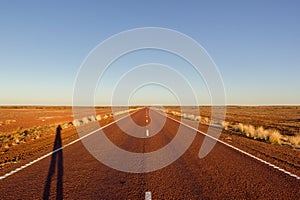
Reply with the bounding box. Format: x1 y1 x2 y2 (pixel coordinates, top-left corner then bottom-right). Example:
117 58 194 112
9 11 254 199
0 108 299 199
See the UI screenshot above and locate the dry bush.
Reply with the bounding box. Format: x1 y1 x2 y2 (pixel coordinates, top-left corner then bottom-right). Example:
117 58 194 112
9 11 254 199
72 119 82 127
62 122 70 129
262 130 270 140
243 125 249 136
171 111 181 117
222 121 229 130
288 135 300 147
186 114 195 120
103 114 109 119
89 116 97 122
180 113 194 120
243 125 255 138
237 123 244 133
178 112 183 117
82 117 89 124
256 126 265 139
268 130 282 145
14 137 20 144
195 116 201 121
203 117 209 124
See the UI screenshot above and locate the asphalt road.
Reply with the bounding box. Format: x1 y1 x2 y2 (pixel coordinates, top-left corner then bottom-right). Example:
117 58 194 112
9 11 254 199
0 108 299 199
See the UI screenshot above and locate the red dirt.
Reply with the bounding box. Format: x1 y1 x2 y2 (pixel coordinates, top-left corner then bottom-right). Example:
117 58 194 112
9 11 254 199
0 107 115 171
171 106 300 136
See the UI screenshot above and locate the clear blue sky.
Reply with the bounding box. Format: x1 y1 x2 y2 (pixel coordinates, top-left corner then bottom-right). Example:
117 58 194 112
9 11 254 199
0 0 299 105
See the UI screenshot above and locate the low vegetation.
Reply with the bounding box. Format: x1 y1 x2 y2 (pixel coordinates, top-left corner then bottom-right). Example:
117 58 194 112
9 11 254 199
165 109 300 148
289 135 300 147
72 108 138 127
0 122 73 150
1 109 137 151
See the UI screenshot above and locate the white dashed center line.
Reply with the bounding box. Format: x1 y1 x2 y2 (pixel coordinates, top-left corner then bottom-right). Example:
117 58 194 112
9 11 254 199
145 191 151 200
146 129 149 137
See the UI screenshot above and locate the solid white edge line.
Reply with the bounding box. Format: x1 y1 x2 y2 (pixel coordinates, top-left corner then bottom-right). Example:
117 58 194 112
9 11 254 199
145 191 152 200
0 109 141 180
156 110 300 180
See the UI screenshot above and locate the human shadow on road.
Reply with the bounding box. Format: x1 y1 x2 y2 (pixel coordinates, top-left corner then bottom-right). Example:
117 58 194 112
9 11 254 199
43 125 63 200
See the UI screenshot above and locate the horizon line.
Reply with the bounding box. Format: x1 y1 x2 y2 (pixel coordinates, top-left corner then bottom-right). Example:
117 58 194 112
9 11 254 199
0 104 299 107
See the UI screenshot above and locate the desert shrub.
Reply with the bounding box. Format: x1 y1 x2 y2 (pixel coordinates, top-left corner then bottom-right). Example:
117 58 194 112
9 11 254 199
186 114 195 120
237 123 244 133
82 117 89 124
89 116 96 122
243 125 255 138
222 121 229 130
96 115 101 120
2 137 9 143
177 112 182 116
203 117 209 124
103 114 109 119
72 119 82 127
22 130 29 136
195 116 201 121
182 113 188 119
262 130 270 140
268 130 282 145
243 125 249 136
289 135 300 147
14 137 20 144
62 123 69 129
172 111 181 117
233 124 240 132
256 126 265 139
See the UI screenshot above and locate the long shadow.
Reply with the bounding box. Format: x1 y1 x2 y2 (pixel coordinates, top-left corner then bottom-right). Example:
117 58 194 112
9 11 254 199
43 125 63 200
